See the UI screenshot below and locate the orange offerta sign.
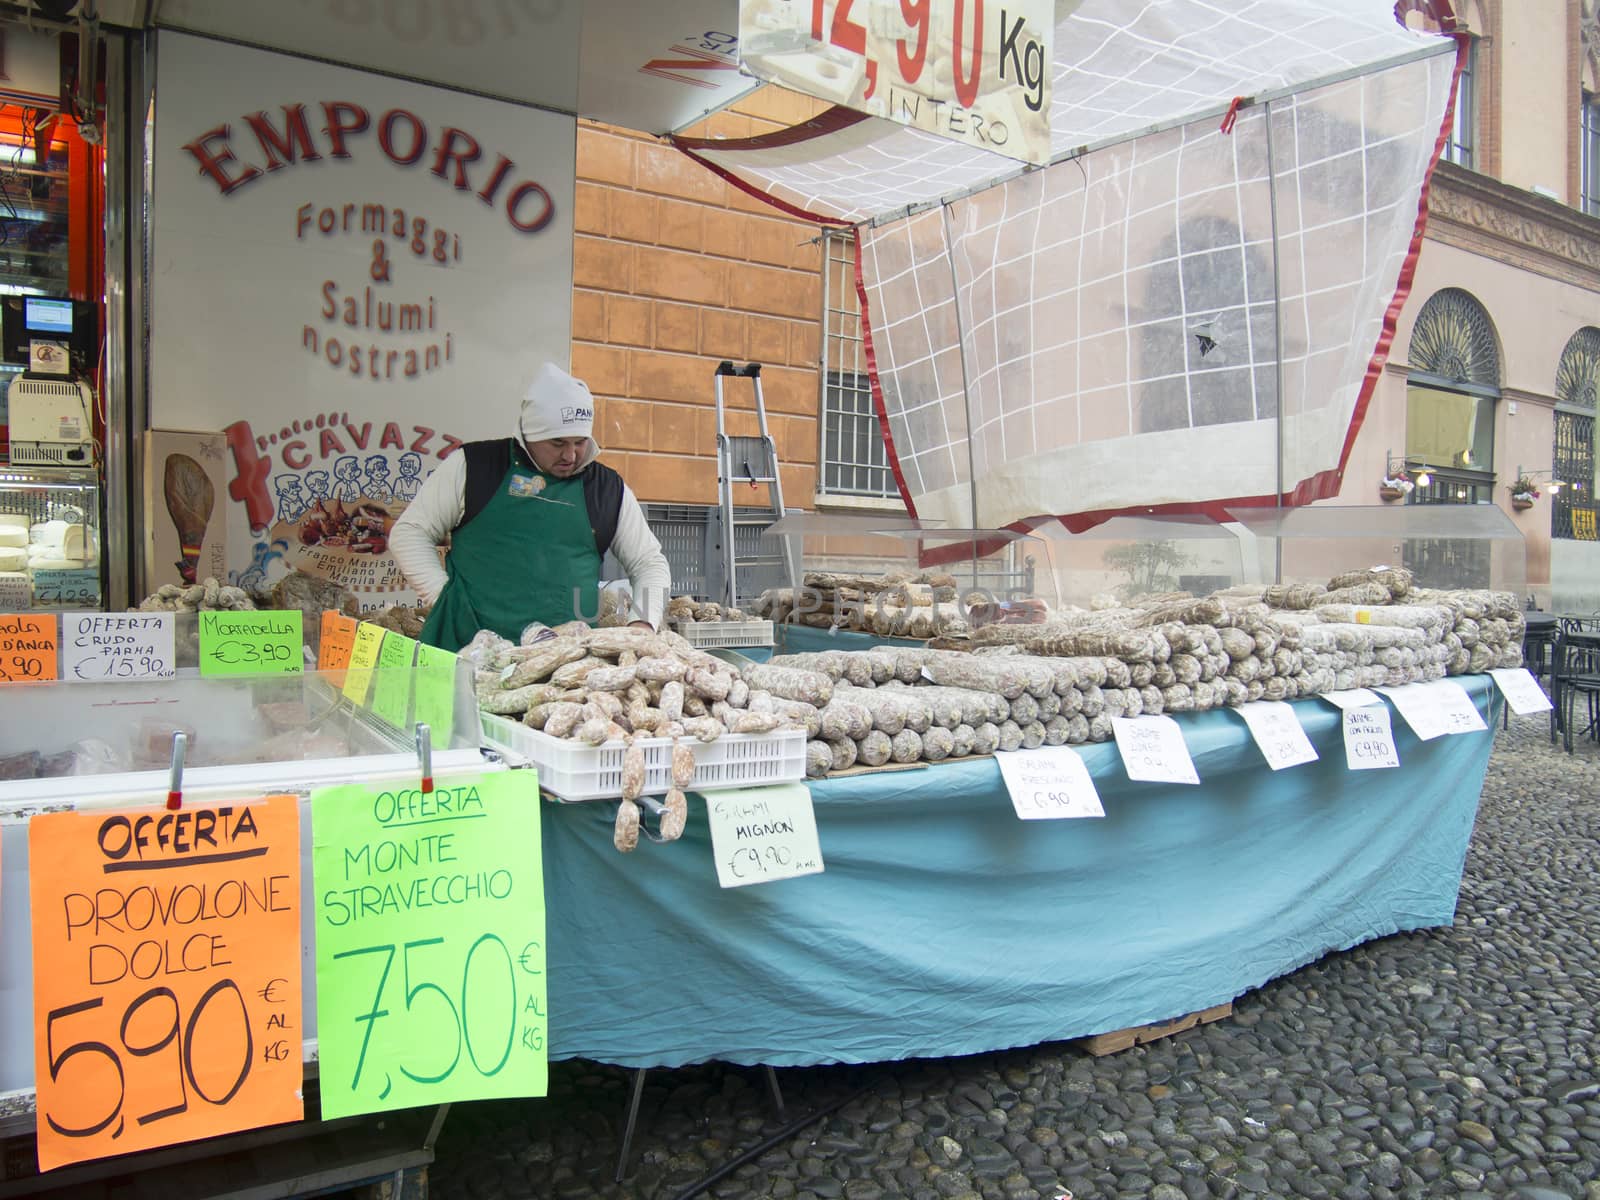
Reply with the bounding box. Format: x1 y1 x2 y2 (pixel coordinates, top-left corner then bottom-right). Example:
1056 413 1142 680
28 795 304 1171
319 611 358 671
0 613 57 684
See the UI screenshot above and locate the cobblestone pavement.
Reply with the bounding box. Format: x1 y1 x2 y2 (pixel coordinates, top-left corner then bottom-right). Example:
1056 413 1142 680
426 706 1600 1200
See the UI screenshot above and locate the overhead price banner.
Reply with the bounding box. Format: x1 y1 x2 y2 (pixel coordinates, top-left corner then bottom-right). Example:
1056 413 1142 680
311 771 547 1119
738 0 1059 165
28 796 304 1171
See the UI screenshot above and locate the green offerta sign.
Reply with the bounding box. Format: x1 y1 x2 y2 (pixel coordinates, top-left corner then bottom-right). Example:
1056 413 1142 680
311 770 547 1119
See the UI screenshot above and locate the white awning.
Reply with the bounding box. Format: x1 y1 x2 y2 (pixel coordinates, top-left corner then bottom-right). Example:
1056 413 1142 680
141 0 764 133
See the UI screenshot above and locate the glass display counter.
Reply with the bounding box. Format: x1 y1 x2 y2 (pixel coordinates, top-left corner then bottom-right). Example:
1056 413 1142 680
0 464 102 611
1225 503 1528 599
0 662 495 1119
760 513 1057 636
1030 514 1250 610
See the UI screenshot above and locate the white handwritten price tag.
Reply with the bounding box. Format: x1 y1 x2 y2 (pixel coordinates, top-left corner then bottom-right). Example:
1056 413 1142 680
61 612 176 682
1322 688 1384 710
706 784 824 889
31 566 99 607
995 747 1104 820
1343 705 1400 769
1421 679 1488 734
1489 667 1553 715
0 573 28 609
1110 715 1199 785
1237 701 1319 771
1376 682 1453 741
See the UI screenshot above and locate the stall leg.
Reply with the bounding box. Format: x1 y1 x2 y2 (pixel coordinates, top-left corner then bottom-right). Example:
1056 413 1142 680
763 1064 787 1122
615 1067 649 1183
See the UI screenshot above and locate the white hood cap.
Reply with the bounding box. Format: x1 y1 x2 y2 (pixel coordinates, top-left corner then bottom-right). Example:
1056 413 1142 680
519 361 599 469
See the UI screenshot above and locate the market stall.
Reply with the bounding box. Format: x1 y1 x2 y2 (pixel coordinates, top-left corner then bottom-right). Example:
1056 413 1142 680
540 676 1501 1068
0 1 1538 1195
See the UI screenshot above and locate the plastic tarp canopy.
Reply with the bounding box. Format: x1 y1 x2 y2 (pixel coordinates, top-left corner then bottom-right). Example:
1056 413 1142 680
682 1 1459 537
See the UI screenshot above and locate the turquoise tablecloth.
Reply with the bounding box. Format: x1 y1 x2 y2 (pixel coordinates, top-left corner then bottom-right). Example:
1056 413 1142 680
541 677 1501 1067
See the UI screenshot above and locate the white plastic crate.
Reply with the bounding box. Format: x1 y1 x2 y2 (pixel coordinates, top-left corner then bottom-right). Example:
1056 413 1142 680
671 619 775 648
480 711 804 801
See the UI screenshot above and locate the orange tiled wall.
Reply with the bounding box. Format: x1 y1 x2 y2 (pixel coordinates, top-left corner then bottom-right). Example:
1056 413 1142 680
572 88 831 507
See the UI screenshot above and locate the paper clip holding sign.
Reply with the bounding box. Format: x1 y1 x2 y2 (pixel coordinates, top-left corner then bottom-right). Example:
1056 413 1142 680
415 722 434 795
166 730 188 811
634 793 688 844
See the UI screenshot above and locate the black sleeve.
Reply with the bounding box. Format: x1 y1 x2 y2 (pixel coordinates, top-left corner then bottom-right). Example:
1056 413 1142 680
459 439 513 531
581 463 625 558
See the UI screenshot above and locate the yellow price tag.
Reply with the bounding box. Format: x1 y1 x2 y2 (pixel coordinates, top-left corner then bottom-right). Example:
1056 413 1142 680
343 623 386 703
1355 609 1371 625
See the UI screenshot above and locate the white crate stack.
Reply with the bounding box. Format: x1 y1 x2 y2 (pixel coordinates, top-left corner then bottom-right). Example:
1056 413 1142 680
671 619 775 649
481 712 804 801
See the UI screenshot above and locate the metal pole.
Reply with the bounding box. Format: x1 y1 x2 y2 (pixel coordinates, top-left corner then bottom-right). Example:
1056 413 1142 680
940 203 984 570
1263 99 1286 584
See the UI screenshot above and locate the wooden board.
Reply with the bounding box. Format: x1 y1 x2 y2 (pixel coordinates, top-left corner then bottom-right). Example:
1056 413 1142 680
1078 1001 1234 1056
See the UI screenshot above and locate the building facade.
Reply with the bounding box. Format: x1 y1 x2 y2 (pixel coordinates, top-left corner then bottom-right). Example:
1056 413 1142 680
577 2 1600 605
1348 0 1600 609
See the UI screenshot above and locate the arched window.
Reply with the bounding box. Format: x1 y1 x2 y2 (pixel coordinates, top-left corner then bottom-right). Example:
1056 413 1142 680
1405 288 1500 504
1553 327 1600 540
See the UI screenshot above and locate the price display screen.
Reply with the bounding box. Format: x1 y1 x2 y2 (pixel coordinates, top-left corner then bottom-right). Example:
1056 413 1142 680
312 771 547 1119
28 797 304 1171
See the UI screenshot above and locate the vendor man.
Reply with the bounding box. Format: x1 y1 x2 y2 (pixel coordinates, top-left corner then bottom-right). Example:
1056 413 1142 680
390 361 672 651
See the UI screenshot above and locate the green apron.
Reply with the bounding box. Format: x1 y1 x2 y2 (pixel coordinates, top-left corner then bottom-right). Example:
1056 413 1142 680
420 462 601 652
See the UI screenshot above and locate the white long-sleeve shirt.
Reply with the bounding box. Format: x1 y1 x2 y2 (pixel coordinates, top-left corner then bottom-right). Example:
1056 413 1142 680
388 451 672 629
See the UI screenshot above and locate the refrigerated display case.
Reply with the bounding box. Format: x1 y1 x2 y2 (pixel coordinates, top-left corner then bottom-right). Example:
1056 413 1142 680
0 464 102 611
0 659 495 1122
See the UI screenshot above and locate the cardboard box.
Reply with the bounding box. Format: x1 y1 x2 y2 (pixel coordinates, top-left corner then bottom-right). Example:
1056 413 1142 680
142 429 229 591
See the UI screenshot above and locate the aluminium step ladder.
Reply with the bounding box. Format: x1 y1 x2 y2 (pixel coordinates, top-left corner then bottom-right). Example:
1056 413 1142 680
709 360 797 610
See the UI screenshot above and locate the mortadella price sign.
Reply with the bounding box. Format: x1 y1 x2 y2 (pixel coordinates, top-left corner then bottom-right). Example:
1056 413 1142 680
28 796 304 1171
312 771 547 1118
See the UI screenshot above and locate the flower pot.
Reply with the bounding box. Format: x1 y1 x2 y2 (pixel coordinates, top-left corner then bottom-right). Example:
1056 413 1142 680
1379 485 1406 501
1511 495 1534 511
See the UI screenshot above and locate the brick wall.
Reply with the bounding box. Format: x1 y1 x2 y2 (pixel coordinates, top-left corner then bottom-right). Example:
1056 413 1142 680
572 87 831 508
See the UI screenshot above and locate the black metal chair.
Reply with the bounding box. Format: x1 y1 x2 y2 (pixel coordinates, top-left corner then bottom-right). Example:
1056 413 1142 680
1549 629 1600 753
1522 616 1557 680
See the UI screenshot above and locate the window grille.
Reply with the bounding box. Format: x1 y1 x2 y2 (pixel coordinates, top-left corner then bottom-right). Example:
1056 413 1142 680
1409 288 1499 387
819 228 897 499
1402 288 1500 583
1553 328 1600 541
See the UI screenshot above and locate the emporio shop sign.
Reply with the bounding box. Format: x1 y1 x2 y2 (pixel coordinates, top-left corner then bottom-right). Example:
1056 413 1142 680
150 31 575 606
